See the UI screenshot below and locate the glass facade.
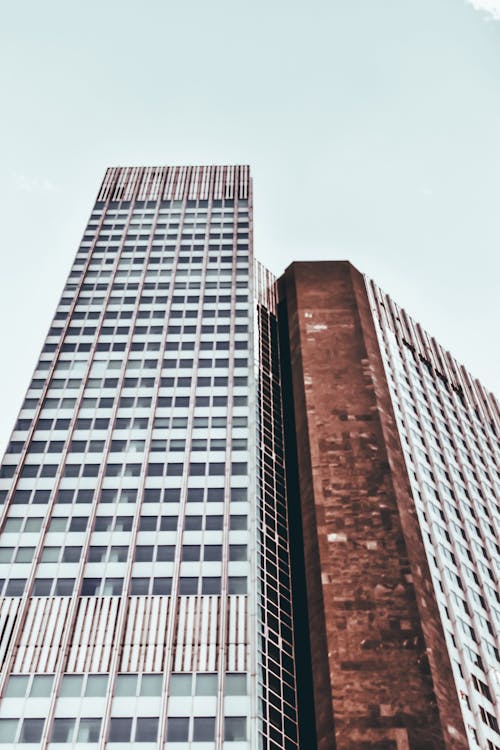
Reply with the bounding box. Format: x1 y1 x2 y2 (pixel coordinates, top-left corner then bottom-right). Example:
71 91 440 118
0 165 279 748
368 280 500 750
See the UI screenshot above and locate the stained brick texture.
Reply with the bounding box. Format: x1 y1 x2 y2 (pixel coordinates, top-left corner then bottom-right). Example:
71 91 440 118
278 262 468 750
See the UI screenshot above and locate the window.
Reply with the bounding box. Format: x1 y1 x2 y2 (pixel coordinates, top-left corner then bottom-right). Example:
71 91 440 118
224 717 246 741
135 718 158 742
196 674 217 696
30 675 53 697
0 719 17 743
108 717 132 742
19 718 44 743
169 674 191 696
77 718 101 742
166 717 189 742
226 674 246 695
193 717 215 741
51 718 75 742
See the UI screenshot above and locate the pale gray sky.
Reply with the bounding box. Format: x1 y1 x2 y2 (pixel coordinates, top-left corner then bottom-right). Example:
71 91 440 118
0 0 499 454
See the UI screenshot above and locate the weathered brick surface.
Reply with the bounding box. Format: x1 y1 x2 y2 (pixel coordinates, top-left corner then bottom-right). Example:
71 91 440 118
278 262 468 750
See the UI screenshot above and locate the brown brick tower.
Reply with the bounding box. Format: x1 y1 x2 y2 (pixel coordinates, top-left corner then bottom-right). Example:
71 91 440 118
278 261 470 750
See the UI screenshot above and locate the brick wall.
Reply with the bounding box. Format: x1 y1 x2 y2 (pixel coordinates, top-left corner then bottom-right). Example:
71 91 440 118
278 261 468 750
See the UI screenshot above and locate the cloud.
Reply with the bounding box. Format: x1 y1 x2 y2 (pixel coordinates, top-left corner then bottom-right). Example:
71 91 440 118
467 0 500 20
13 173 57 192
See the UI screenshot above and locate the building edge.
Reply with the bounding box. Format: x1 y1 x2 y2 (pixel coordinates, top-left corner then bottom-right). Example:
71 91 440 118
277 260 469 749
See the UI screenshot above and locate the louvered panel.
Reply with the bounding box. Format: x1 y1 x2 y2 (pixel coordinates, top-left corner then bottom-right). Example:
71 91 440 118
14 598 69 673
149 166 164 201
45 604 63 674
237 595 246 671
198 596 210 671
163 167 176 200
139 596 152 672
103 598 120 671
66 598 86 672
176 166 190 201
145 597 159 673
430 336 449 380
130 596 146 672
214 166 223 200
174 597 187 671
183 597 195 672
97 167 117 201
38 598 67 673
91 597 110 672
137 167 153 201
200 166 212 201
477 382 499 430
417 324 439 371
0 598 20 672
22 598 48 672
386 296 406 343
208 596 218 671
112 166 129 200
79 598 97 672
13 598 38 672
125 166 141 200
188 166 201 200
228 596 237 671
121 595 137 672
225 165 234 199
238 165 249 199
154 597 168 672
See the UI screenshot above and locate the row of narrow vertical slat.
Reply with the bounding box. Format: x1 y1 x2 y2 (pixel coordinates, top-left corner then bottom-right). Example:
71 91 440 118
367 278 499 430
0 595 247 675
97 165 250 203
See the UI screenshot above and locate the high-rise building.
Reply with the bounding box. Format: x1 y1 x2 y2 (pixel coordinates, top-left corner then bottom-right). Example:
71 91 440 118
0 165 497 750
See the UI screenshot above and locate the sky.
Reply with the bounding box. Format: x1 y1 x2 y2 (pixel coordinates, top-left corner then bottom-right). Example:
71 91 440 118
0 0 499 455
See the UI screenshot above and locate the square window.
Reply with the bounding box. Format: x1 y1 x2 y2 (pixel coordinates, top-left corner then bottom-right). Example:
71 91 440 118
19 718 45 743
6 579 26 596
25 517 43 532
56 578 75 596
60 675 83 697
182 545 200 562
85 675 108 697
225 674 246 695
193 716 216 741
140 674 163 696
131 578 149 595
169 674 191 696
160 516 178 531
62 546 81 563
164 488 181 502
179 577 198 595
51 718 75 743
157 545 175 562
5 675 29 698
135 717 158 742
30 675 53 697
0 719 17 742
108 717 132 742
115 674 137 696
202 577 221 595
81 578 101 596
77 718 101 742
153 577 172 595
166 717 189 741
196 674 218 696
229 577 246 594
224 716 246 741
135 546 154 562
103 577 122 595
